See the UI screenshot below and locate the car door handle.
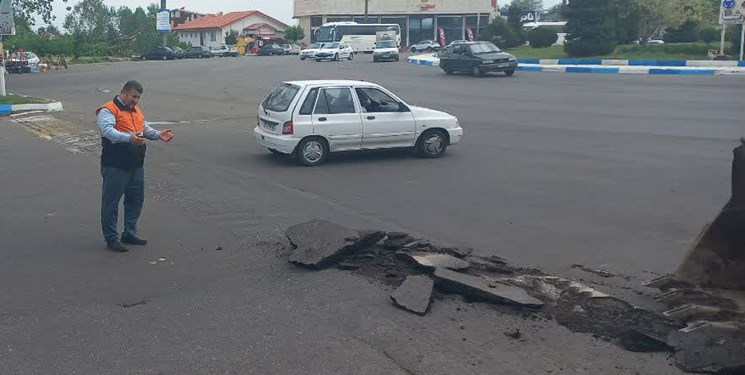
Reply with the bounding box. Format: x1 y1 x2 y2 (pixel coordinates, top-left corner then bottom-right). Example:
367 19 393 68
318 117 327 122
366 116 375 120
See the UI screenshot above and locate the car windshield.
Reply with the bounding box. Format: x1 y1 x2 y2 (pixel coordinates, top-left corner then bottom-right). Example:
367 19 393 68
325 43 340 49
376 41 396 48
262 84 300 112
470 43 501 54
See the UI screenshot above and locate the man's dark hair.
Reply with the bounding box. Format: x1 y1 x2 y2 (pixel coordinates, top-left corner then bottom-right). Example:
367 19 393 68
122 80 143 94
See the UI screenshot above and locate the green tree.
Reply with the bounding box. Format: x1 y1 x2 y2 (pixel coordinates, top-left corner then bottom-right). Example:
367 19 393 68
478 17 524 48
527 26 558 48
117 7 136 37
508 0 543 11
284 25 305 44
563 0 618 56
225 29 237 45
13 0 69 26
63 0 118 44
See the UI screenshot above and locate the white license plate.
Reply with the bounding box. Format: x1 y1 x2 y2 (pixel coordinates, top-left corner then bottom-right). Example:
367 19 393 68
497 63 510 68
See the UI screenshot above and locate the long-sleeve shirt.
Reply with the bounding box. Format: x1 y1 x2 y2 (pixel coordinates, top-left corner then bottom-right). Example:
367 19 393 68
97 106 162 144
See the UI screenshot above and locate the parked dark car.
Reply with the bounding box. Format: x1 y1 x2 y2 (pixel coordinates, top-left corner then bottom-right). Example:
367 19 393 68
171 46 187 59
438 41 518 77
141 47 176 60
258 44 287 56
185 46 213 58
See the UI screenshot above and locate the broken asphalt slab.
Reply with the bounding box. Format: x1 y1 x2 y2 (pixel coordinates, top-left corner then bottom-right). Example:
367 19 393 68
403 252 470 271
668 321 745 373
390 275 434 315
286 219 363 269
433 268 544 308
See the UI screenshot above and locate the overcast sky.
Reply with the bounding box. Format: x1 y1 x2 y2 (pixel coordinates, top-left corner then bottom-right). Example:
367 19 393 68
43 0 561 30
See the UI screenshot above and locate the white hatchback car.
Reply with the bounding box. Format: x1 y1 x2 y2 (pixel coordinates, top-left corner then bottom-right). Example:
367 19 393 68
314 42 354 61
254 80 463 166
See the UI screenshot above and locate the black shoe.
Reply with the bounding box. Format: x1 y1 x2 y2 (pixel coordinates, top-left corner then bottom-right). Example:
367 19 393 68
107 240 129 252
121 234 148 246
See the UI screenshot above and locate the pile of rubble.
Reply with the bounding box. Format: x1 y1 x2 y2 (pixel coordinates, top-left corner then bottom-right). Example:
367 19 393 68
644 275 745 373
284 220 691 358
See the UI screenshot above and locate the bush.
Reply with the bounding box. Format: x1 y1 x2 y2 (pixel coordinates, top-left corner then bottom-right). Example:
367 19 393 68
527 26 559 48
478 17 524 49
663 21 698 43
699 27 720 43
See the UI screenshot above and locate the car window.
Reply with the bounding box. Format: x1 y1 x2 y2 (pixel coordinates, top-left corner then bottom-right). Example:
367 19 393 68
355 88 400 113
299 88 319 115
314 88 356 115
262 84 300 112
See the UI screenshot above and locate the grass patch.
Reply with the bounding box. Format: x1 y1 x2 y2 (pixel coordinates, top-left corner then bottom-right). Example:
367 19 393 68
70 56 106 64
506 42 730 60
0 94 55 105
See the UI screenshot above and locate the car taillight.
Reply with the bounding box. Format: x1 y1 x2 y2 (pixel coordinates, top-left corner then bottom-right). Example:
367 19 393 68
282 121 294 135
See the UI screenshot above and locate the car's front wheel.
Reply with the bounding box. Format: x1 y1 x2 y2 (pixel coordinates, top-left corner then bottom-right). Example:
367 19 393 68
472 65 483 77
410 47 417 53
333 53 339 61
444 68 453 75
417 130 448 158
348 52 353 60
505 69 515 77
295 137 328 166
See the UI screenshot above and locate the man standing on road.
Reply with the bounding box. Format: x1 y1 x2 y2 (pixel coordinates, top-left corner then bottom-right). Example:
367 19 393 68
96 80 174 252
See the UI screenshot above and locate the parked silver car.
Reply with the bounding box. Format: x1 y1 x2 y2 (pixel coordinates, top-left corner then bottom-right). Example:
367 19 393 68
409 40 441 52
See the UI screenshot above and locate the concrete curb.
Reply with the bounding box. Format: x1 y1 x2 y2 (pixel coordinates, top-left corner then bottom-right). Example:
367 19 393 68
407 54 745 76
517 58 745 67
0 101 63 115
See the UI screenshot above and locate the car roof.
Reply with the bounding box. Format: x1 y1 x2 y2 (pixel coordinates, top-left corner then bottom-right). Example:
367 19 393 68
284 80 382 89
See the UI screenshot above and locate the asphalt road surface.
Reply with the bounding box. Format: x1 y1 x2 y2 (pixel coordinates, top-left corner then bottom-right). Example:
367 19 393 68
1 54 742 374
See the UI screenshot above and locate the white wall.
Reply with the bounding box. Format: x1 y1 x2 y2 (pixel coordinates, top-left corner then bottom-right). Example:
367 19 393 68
177 13 288 47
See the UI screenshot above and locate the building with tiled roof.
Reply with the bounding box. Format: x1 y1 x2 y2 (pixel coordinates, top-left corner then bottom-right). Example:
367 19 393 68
174 10 290 48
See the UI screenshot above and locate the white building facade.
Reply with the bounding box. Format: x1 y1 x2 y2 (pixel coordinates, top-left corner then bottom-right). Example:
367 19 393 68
174 11 289 48
294 0 498 46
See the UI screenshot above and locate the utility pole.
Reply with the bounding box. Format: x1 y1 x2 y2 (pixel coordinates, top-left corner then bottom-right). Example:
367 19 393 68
364 0 369 23
161 0 167 47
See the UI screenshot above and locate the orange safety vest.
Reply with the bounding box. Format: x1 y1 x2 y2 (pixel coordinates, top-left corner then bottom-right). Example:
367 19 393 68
96 100 145 134
96 99 148 170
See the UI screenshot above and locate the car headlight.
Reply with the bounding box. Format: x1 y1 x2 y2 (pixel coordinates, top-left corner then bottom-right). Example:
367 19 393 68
509 57 517 61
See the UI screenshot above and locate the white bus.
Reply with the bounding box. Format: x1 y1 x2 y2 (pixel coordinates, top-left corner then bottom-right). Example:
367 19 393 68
314 22 401 53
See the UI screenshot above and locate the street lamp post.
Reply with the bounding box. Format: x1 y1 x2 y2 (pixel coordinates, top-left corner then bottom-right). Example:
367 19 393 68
364 0 369 23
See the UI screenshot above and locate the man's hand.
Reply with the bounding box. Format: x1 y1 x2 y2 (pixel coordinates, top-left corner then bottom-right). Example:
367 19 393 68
130 132 145 145
159 129 174 142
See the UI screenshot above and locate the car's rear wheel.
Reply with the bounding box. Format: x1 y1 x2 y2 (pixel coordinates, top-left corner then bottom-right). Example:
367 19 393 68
505 69 515 77
426 47 432 52
162 55 167 60
373 56 379 62
410 47 417 53
472 65 483 77
300 57 305 61
295 137 328 166
417 130 448 158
